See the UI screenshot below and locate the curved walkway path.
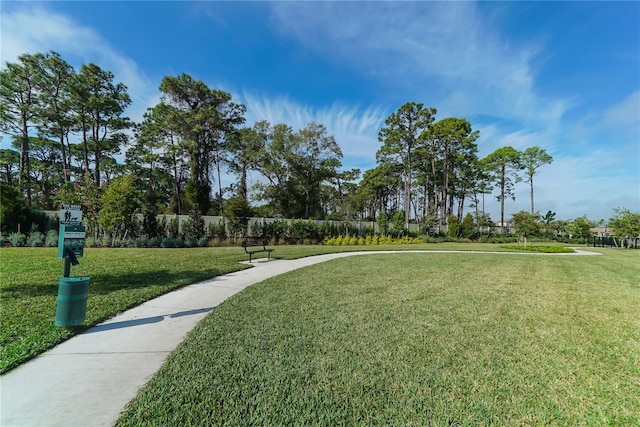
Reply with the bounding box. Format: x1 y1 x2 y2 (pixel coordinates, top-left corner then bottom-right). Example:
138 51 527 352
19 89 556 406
1 248 600 426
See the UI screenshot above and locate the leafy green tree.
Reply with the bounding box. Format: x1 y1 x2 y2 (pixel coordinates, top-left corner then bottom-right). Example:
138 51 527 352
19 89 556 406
71 63 131 188
426 117 479 221
98 174 139 245
157 74 245 215
447 214 460 239
392 210 406 235
182 209 206 241
460 212 475 239
569 215 594 241
0 53 45 205
521 146 553 214
0 148 20 184
293 122 343 218
36 51 75 184
542 210 556 225
511 210 541 247
323 166 361 220
227 124 265 202
225 195 253 240
377 102 437 227
0 183 28 233
484 146 522 227
141 191 162 238
253 122 342 218
541 210 556 237
23 136 62 209
130 104 188 214
467 158 492 234
377 211 389 235
357 163 403 220
609 208 640 249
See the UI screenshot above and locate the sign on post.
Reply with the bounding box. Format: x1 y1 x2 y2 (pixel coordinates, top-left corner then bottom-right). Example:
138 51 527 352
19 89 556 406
58 204 85 259
60 204 82 225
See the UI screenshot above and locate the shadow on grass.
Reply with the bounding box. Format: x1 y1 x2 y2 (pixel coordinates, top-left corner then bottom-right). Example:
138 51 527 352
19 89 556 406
2 268 226 299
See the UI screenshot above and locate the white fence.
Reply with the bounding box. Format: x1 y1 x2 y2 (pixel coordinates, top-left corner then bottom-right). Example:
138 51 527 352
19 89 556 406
45 211 509 235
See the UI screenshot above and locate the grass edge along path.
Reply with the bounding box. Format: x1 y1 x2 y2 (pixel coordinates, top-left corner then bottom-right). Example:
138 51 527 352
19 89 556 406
117 250 639 426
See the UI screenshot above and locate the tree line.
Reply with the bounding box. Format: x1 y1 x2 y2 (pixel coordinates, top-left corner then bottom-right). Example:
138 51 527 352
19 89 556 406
2 50 619 241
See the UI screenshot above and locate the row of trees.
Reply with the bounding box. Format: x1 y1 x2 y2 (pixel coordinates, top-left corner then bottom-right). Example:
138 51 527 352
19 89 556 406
371 102 553 228
0 50 567 240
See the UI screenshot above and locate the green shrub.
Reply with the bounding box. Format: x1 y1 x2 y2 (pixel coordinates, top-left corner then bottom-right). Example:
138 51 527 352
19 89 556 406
378 212 389 235
45 230 58 247
392 211 406 235
100 234 111 247
134 236 149 248
290 220 320 243
183 210 206 240
119 238 134 248
166 217 179 238
9 233 26 247
208 220 227 240
162 237 176 248
27 232 45 247
264 220 288 241
148 236 162 247
321 234 423 246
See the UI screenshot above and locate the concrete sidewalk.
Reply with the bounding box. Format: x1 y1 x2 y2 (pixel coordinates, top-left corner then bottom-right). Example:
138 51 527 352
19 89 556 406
0 249 600 427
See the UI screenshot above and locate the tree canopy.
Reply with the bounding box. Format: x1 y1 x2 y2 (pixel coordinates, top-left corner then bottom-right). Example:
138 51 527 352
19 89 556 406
0 50 596 240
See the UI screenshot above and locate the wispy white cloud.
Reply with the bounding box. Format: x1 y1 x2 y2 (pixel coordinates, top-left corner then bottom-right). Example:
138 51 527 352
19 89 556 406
241 92 389 166
269 2 569 126
601 90 640 133
0 4 159 125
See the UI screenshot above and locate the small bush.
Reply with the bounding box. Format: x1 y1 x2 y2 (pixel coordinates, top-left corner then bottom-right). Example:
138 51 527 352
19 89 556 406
148 236 162 247
27 232 45 247
9 233 27 247
322 234 423 246
45 230 59 247
134 235 149 248
166 217 179 238
119 238 134 248
162 237 176 248
208 220 227 240
100 234 111 247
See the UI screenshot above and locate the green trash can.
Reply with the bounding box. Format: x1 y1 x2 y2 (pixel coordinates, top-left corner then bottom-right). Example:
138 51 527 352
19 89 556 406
55 277 90 327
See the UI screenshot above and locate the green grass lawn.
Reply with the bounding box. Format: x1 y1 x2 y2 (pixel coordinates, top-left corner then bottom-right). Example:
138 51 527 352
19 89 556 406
0 246 252 373
1 242 512 373
116 249 639 426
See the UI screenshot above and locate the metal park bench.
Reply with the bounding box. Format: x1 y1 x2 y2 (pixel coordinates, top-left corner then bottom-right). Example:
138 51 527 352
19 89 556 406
241 239 274 262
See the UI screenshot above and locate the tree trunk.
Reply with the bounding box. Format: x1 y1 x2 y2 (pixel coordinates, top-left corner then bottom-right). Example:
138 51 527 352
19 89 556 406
529 177 535 214
499 165 506 227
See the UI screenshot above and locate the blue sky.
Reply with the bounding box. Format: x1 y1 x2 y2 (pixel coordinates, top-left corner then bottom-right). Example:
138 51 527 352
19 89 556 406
2 1 639 222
